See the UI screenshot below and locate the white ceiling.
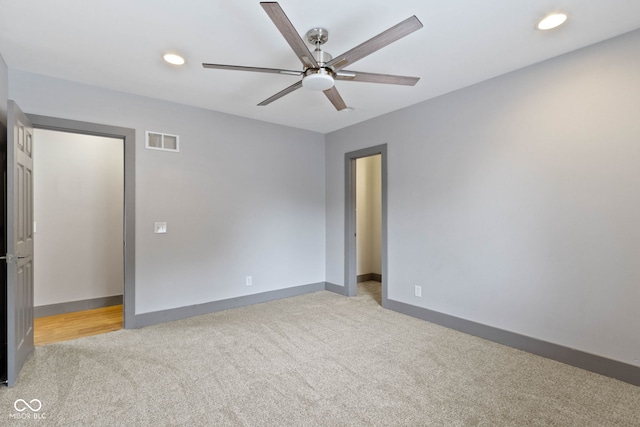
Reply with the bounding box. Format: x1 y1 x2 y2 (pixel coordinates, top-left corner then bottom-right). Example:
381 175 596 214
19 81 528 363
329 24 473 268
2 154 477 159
1 0 640 134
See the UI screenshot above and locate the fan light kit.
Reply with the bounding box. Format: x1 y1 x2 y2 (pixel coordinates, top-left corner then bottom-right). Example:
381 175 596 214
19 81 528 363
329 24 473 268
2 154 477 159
203 2 423 111
302 70 335 91
537 13 568 30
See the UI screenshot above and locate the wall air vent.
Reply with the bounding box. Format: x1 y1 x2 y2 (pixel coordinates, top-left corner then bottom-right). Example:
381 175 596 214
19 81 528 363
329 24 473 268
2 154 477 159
146 131 179 152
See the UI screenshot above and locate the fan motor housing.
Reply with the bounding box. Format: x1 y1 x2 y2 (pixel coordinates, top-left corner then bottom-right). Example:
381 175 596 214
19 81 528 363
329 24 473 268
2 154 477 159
312 49 332 65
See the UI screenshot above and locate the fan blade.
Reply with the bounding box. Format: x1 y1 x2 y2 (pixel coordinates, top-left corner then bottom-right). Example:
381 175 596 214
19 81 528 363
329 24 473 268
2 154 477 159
203 63 302 76
258 80 303 106
261 2 319 69
335 70 419 86
323 86 348 111
326 16 423 72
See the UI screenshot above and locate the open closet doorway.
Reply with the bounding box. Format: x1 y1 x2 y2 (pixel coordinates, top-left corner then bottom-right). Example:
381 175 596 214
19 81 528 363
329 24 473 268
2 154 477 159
355 155 382 305
33 129 124 345
344 144 388 305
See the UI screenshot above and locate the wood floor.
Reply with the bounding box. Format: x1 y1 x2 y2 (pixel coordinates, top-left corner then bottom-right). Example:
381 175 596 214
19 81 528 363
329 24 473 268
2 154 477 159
34 305 123 346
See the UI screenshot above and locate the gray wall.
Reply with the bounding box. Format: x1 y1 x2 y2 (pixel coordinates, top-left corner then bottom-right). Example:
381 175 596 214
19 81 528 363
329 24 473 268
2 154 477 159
326 29 640 367
0 53 7 125
34 129 123 306
9 71 326 315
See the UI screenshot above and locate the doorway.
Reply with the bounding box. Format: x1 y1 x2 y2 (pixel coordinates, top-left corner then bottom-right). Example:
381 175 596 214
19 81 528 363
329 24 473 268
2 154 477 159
27 114 136 330
344 144 388 305
355 155 382 304
33 129 124 344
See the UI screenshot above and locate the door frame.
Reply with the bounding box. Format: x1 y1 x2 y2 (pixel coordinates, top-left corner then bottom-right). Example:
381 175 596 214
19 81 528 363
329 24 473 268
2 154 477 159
344 144 388 305
27 115 136 328
0 118 7 383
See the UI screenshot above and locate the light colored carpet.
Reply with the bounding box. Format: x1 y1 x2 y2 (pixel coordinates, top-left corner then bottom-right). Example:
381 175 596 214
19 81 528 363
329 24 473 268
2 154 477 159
2 282 639 426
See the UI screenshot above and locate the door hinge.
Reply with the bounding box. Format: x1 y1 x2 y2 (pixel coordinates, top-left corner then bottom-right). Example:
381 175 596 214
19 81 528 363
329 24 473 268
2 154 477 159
1 254 26 263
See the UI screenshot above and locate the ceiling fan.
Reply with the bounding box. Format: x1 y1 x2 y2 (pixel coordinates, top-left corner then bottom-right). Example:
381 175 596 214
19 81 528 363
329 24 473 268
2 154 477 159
202 2 423 111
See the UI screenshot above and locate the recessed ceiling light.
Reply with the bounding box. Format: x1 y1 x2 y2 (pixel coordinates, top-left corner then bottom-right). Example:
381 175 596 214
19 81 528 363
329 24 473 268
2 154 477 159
163 53 185 65
537 13 568 30
340 107 354 112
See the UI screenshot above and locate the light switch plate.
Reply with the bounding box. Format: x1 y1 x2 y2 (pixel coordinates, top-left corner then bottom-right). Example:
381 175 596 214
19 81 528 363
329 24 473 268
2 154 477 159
154 222 167 234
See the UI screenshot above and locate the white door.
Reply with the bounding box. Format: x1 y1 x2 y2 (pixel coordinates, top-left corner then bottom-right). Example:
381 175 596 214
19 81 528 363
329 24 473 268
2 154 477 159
6 100 35 387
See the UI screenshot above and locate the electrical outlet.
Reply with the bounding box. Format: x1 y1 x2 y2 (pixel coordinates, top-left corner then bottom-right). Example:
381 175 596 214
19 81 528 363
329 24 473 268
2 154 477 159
246 276 252 286
415 285 422 297
154 222 167 234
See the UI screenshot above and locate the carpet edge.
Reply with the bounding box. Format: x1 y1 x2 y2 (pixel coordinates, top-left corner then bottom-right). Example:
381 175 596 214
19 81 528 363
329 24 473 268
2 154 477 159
386 298 640 387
